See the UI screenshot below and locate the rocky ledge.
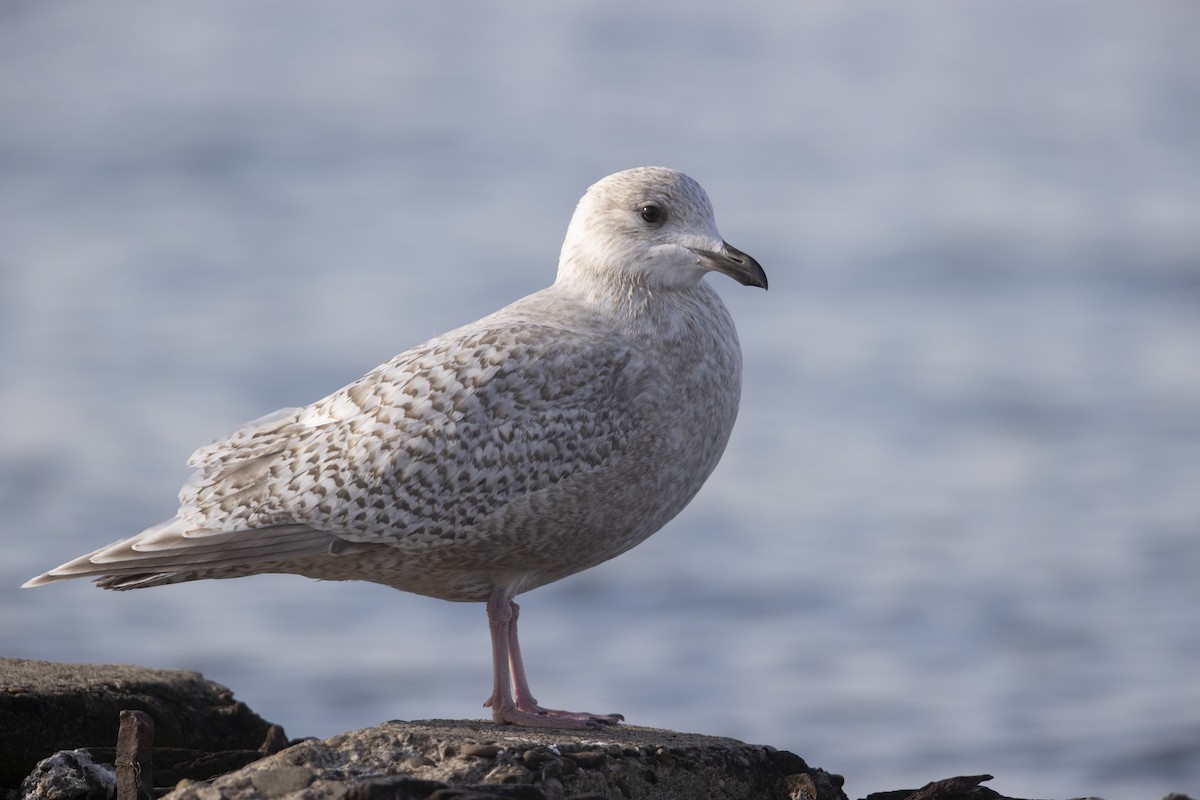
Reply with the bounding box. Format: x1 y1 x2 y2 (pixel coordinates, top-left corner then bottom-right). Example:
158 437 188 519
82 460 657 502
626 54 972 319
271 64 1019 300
168 718 845 800
5 658 1189 800
1 658 276 793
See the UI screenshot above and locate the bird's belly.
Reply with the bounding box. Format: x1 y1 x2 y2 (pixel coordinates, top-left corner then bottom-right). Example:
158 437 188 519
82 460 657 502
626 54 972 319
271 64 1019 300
374 392 737 601
292 320 744 603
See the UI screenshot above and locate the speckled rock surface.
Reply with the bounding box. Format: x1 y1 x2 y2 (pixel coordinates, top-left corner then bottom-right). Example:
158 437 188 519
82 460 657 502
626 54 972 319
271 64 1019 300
16 750 115 800
164 719 847 800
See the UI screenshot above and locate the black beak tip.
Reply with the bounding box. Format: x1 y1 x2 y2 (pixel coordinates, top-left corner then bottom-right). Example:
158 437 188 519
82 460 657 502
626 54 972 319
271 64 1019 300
690 243 768 290
720 243 768 291
735 255 768 291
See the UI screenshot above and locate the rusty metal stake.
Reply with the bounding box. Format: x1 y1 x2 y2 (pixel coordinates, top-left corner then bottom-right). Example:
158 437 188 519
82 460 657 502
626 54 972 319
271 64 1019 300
115 710 155 800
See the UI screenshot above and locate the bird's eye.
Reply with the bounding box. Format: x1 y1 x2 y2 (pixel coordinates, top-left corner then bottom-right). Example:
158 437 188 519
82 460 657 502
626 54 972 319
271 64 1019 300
638 204 665 225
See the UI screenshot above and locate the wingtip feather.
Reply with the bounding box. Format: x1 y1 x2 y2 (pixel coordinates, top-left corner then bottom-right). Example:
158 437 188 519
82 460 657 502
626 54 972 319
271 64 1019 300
21 573 55 589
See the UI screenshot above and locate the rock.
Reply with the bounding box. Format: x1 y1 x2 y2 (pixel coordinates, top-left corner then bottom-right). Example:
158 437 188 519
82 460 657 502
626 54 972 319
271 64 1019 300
12 660 1170 800
162 719 848 800
862 774 999 800
0 659 278 792
17 750 115 800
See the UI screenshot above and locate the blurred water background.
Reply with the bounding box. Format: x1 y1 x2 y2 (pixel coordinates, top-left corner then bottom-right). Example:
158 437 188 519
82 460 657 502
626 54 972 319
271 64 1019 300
2 3 1198 798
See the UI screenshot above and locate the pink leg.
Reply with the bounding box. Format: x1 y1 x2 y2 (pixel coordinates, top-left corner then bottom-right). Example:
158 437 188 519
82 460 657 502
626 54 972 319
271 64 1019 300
483 587 622 729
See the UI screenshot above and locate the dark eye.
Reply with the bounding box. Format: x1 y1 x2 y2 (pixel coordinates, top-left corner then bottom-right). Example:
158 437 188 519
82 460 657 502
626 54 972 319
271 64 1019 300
638 204 665 224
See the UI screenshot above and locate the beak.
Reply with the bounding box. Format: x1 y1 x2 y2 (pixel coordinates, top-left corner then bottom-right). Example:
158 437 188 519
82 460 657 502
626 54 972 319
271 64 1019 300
689 242 768 290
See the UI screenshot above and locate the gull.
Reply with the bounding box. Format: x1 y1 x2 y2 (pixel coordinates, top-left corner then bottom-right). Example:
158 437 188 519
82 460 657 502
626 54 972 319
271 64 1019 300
25 166 767 729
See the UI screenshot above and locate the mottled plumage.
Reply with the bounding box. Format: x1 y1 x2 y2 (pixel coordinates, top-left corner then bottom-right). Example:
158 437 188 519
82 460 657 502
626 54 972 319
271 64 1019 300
26 166 766 728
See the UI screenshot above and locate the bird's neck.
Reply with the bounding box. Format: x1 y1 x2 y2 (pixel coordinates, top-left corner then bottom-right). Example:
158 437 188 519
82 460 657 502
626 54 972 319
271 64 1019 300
552 260 728 344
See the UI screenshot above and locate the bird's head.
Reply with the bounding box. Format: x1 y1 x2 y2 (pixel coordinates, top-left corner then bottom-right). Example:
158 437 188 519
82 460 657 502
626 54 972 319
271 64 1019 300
557 167 767 292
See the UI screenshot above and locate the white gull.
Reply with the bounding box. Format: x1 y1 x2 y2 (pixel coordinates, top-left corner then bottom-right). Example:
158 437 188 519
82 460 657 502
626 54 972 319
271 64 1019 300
25 166 767 729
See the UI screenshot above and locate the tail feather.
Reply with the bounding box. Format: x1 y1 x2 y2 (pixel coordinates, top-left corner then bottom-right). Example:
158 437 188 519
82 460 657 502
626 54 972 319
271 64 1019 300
23 517 340 589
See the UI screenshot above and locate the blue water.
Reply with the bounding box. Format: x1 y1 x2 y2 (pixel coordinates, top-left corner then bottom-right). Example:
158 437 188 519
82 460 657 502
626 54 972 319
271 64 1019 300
2 3 1198 798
